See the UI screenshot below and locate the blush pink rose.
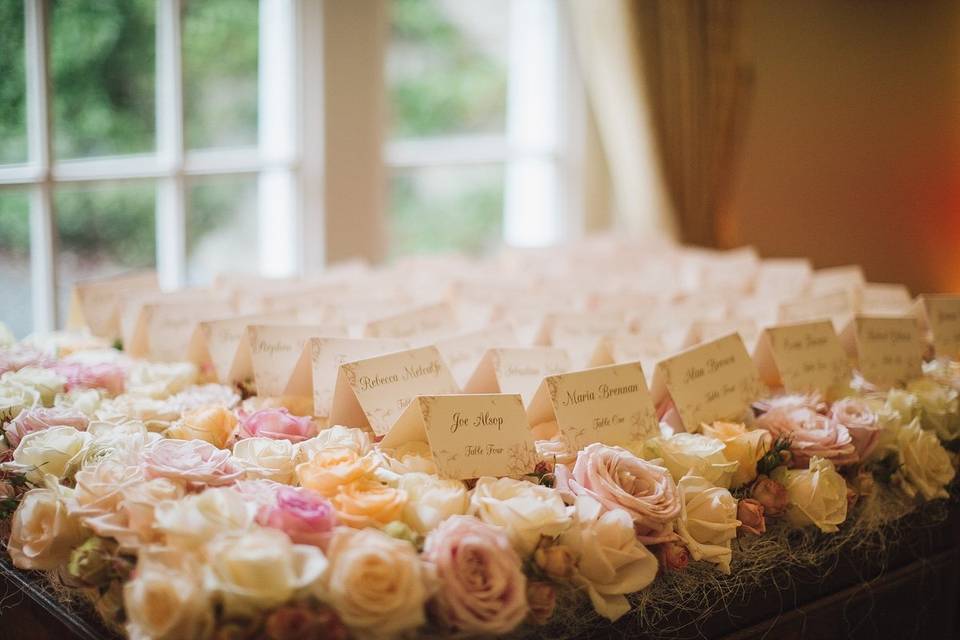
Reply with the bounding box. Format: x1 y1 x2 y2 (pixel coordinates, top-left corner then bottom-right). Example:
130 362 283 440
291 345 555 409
737 498 766 536
0 346 54 375
257 486 337 548
755 406 858 469
5 407 89 449
423 515 528 636
237 408 316 443
656 541 690 572
753 393 826 415
829 397 881 461
53 361 126 396
554 443 681 544
141 439 242 489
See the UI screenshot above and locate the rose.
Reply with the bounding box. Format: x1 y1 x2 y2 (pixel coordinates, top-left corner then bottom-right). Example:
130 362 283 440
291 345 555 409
331 478 407 529
142 439 243 489
750 475 789 517
233 478 286 508
0 381 40 423
737 498 766 536
906 378 960 440
674 475 740 573
69 459 145 536
701 422 770 487
95 395 179 432
238 408 316 443
468 477 570 556
829 397 882 461
423 515 528 634
125 361 197 398
534 436 577 471
5 406 89 449
12 425 91 482
55 388 104 416
2 367 65 406
53 361 125 396
296 446 377 497
753 392 825 414
68 421 158 470
883 388 920 424
264 604 348 640
0 345 53 376
893 419 956 501
167 383 241 414
166 406 237 448
376 441 438 475
755 406 858 469
559 496 659 621
232 437 297 484
645 433 739 488
554 443 681 544
773 456 848 533
67 536 116 587
296 425 372 462
114 478 185 552
257 486 337 547
203 527 328 617
8 485 87 570
397 472 468 535
323 527 433 638
154 487 255 550
533 540 576 580
656 541 690 572
124 548 213 640
526 582 557 625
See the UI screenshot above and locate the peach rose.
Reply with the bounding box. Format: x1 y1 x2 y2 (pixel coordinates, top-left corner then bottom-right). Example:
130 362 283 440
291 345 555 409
166 406 237 448
701 421 771 488
296 446 377 497
331 477 407 529
8 485 87 570
737 498 766 536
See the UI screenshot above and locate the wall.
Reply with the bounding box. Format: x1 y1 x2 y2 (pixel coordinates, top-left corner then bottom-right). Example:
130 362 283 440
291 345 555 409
728 0 960 294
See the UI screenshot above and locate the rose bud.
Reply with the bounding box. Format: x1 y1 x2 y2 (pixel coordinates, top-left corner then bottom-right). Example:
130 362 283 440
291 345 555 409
534 541 576 580
846 482 859 510
527 581 557 625
655 541 690 572
737 498 766 536
750 475 789 517
853 470 875 499
67 537 117 587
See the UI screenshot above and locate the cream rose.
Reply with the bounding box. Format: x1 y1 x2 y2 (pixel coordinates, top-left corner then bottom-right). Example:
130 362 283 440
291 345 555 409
559 495 659 621
295 425 372 461
96 395 180 432
114 478 185 552
124 548 214 640
773 456 848 533
645 433 739 489
397 472 468 535
125 361 197 398
0 381 40 423
166 406 237 448
894 419 956 501
469 477 571 556
674 475 740 574
8 485 87 570
153 487 255 550
906 378 960 441
13 426 90 483
69 420 159 471
69 458 145 535
323 527 434 638
2 367 65 406
167 384 241 414
376 441 439 475
54 388 104 416
701 422 770 488
232 437 297 484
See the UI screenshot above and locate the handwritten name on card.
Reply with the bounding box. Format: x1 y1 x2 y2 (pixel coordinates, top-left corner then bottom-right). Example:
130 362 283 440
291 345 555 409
309 337 408 417
755 321 851 395
363 302 459 344
465 347 572 406
857 283 912 315
382 394 537 480
434 325 518 387
528 362 658 450
249 324 348 397
810 265 865 296
778 290 854 329
918 295 960 358
841 316 923 385
139 299 234 362
199 314 292 383
652 333 762 432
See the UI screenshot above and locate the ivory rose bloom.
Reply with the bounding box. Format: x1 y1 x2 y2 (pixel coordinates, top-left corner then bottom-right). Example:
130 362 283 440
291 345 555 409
13 426 91 483
647 432 738 488
906 378 960 441
377 440 438 475
5 406 89 449
8 485 87 570
701 422 770 488
95 394 179 432
296 446 378 497
893 419 956 500
257 486 337 547
54 388 104 417
756 406 858 468
296 425 372 462
469 477 570 555
114 478 185 552
397 472 468 535
167 384 240 414
534 436 577 470
2 367 65 406
559 496 659 621
123 548 214 640
154 487 255 550
70 421 158 470
674 475 740 573
829 398 882 461
69 459 144 534
166 406 237 448
232 437 297 483
554 443 681 544
0 381 40 423
323 527 433 638
423 515 529 635
331 478 407 529
238 408 316 443
773 456 848 533
142 439 242 489
125 361 197 398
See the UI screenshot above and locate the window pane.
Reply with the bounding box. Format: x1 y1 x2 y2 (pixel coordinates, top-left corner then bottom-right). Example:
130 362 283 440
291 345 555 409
55 181 156 327
183 0 258 150
0 191 32 337
388 0 508 138
50 0 156 159
186 174 259 284
388 164 503 257
0 1 27 164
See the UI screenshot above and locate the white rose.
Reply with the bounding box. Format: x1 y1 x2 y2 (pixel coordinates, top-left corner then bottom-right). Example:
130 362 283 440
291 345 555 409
54 388 104 416
166 383 241 413
469 477 571 556
203 527 327 617
773 456 848 533
68 420 159 471
13 426 91 483
894 419 956 501
644 433 739 489
883 389 920 425
0 381 40 423
906 378 960 441
96 394 179 432
700 422 770 487
8 485 87 570
2 367 65 406
674 475 740 573
154 487 255 551
232 437 296 484
125 361 197 398
295 425 372 462
376 440 438 475
323 527 433 638
69 458 144 534
124 548 214 640
559 495 658 621
397 472 468 534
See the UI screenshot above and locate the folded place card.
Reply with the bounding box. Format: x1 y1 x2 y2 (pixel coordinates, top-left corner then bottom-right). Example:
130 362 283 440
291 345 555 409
527 362 659 450
191 313 295 384
916 294 960 358
536 312 624 368
810 265 866 296
465 347 572 406
308 337 409 417
777 290 855 330
329 346 460 435
380 394 538 479
840 315 924 386
363 302 459 344
249 323 348 397
651 333 762 432
67 271 159 340
753 258 812 300
434 325 518 387
753 320 852 396
690 319 760 353
857 283 912 315
127 298 235 362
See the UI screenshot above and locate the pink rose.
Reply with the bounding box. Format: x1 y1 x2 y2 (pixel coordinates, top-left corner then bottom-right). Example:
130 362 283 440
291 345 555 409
750 475 789 517
753 393 825 415
423 515 528 635
5 407 89 449
656 541 690 572
0 346 54 375
829 397 881 461
237 408 316 443
554 443 681 544
257 486 337 548
142 439 242 489
53 361 126 396
755 406 858 469
737 498 766 536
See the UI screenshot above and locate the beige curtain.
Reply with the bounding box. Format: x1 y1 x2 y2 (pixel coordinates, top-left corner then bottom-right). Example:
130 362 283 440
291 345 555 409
569 0 752 246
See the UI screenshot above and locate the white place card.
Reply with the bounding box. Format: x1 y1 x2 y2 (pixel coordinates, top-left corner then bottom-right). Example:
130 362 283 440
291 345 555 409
465 347 572 406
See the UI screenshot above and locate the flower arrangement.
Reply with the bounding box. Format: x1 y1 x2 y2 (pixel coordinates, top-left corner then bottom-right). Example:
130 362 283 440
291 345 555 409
0 336 957 640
